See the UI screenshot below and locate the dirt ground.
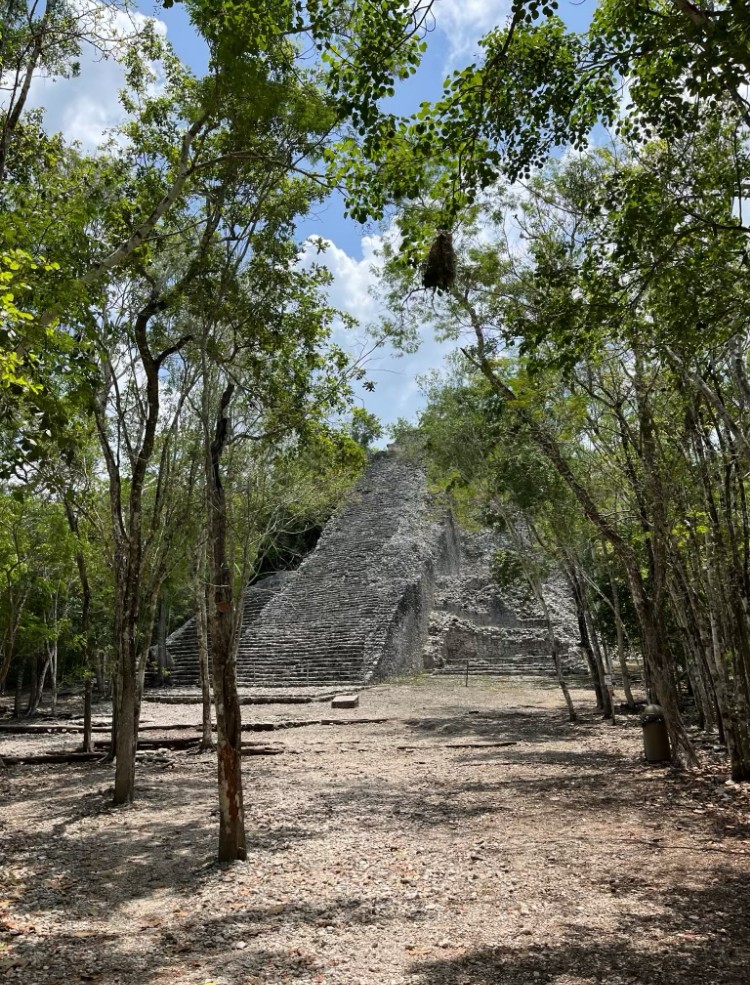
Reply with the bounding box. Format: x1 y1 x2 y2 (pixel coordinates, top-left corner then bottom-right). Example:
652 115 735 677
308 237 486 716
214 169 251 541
1 677 749 985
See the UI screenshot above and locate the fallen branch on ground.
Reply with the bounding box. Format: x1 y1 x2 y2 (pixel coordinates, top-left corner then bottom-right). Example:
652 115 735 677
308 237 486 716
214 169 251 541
2 752 107 765
396 741 518 751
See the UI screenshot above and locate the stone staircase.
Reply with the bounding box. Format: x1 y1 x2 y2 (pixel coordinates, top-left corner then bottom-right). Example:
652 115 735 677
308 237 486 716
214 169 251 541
234 451 459 686
162 572 290 686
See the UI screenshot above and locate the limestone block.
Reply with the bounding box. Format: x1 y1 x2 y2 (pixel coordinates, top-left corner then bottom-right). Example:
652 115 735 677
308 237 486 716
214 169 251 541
331 694 359 709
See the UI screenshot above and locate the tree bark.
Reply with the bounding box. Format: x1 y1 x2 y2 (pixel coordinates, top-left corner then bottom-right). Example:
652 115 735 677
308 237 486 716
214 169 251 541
82 678 93 754
206 384 246 862
568 567 608 713
609 566 636 710
584 602 613 719
50 638 58 715
27 647 51 716
196 539 214 752
13 662 24 718
26 654 38 717
113 625 140 804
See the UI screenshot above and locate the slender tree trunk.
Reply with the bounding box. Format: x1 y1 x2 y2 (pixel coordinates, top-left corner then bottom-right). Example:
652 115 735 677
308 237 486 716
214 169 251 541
157 596 168 684
552 641 577 721
27 648 51 716
206 384 246 862
112 545 138 802
609 567 636 710
196 539 214 752
668 582 712 730
50 639 58 715
13 662 24 718
113 639 139 804
105 671 118 763
533 579 576 721
82 678 93 754
96 651 105 696
583 603 613 719
26 655 38 716
569 569 607 712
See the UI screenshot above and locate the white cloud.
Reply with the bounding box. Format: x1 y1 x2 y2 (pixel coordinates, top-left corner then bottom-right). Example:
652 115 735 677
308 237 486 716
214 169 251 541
20 1 168 150
302 230 458 431
433 0 512 60
308 232 385 329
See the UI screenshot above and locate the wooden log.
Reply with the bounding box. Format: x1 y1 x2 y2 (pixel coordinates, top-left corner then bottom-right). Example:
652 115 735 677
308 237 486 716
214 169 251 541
241 745 285 756
94 736 199 751
2 752 106 766
396 741 518 751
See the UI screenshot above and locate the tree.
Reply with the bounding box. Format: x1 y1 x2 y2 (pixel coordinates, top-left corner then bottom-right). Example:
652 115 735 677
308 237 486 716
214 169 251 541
185 186 364 860
375 114 750 774
337 1 750 232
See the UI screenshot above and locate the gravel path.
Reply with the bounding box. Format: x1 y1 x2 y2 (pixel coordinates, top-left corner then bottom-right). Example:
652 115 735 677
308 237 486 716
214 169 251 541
1 678 749 984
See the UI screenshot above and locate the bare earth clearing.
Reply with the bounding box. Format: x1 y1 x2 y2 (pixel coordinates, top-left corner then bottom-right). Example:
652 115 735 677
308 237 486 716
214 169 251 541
1 678 749 985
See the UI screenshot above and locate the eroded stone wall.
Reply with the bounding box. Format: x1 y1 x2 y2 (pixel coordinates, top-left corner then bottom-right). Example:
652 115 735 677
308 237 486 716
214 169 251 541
424 532 582 676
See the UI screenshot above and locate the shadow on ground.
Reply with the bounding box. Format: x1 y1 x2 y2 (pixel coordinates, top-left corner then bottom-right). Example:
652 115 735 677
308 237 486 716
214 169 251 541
403 707 582 742
409 869 750 985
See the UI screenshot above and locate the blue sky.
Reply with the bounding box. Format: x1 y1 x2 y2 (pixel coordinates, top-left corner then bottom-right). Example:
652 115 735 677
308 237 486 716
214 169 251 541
26 0 597 433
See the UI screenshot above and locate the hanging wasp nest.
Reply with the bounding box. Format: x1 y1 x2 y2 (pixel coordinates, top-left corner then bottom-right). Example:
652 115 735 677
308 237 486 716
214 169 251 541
421 229 456 292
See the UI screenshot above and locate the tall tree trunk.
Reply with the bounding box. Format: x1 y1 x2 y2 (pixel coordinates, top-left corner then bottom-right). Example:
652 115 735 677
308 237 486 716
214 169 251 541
196 539 214 752
206 384 246 862
113 630 140 803
27 648 51 716
105 672 118 763
609 566 636 710
13 661 24 718
96 650 105 696
26 654 38 717
568 568 607 712
82 678 93 754
64 496 94 726
583 603 613 719
50 638 58 715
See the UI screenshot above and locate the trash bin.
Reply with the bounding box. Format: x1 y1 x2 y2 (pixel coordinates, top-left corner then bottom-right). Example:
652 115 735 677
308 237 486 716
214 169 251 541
641 703 671 762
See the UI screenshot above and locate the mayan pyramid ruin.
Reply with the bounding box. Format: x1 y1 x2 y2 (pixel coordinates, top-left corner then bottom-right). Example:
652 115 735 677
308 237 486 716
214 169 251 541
159 450 577 687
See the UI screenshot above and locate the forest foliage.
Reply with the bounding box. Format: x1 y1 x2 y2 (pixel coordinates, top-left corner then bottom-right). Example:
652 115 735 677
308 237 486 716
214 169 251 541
374 2 750 781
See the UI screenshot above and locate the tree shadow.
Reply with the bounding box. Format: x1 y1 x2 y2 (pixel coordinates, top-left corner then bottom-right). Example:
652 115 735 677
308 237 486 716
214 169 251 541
403 707 605 745
2 765 318 919
3 891 402 984
408 868 750 984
